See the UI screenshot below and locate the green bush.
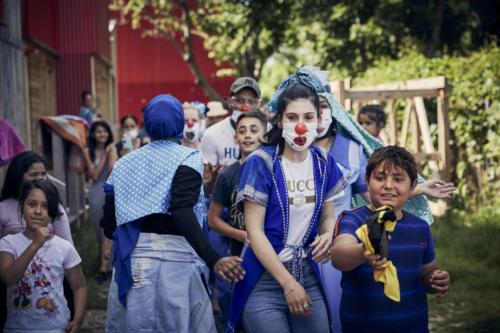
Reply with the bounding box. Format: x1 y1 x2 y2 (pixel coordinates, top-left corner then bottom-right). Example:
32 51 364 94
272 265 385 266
354 46 500 209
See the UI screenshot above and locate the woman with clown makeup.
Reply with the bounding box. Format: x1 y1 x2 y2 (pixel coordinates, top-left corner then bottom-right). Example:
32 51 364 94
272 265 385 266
181 102 204 150
226 83 346 333
262 67 455 333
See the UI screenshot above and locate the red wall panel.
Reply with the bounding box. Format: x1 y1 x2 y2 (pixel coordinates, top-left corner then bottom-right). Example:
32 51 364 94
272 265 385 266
22 0 59 51
115 21 234 120
55 0 110 116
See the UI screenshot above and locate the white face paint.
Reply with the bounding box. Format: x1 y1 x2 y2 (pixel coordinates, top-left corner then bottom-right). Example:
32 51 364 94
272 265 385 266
317 107 332 138
183 122 201 143
282 122 318 152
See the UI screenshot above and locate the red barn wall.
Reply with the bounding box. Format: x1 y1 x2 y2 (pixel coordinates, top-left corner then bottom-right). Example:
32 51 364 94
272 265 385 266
56 0 110 115
115 22 234 121
22 0 59 51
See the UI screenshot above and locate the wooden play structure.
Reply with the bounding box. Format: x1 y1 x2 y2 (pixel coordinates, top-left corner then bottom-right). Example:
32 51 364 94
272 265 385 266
332 76 451 182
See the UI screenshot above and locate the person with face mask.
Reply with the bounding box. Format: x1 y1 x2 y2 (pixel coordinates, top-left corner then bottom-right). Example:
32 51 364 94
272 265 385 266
270 67 455 333
200 77 262 194
181 103 204 149
227 84 346 333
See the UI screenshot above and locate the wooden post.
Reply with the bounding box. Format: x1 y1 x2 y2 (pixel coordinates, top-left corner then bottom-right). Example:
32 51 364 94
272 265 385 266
387 100 397 145
410 103 420 154
344 79 352 111
437 86 451 181
353 100 361 118
400 99 413 147
414 97 440 177
331 80 346 106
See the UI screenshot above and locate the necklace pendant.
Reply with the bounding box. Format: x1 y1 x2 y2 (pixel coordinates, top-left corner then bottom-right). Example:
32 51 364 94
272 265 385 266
293 193 306 208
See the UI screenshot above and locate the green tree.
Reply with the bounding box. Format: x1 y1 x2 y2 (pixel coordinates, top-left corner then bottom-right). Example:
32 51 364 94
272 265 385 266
111 0 305 99
309 0 499 75
111 0 499 98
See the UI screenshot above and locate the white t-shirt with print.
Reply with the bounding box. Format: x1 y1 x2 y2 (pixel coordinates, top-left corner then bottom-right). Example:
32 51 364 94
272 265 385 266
0 233 81 332
200 117 239 167
278 152 317 262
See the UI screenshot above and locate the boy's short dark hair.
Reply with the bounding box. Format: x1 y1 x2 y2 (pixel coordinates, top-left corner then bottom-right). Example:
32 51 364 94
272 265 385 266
236 111 267 129
359 104 386 126
366 146 418 184
19 179 63 221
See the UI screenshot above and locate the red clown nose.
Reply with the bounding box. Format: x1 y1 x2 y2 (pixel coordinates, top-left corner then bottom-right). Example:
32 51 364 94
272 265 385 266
187 120 194 128
295 122 307 135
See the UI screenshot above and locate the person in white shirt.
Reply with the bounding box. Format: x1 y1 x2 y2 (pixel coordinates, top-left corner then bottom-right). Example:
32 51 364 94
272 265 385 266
201 77 262 193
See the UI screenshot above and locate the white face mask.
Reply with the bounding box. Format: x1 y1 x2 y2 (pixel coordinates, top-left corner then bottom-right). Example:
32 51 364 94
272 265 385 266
183 122 201 143
231 110 242 124
317 108 332 138
282 122 318 152
124 128 139 139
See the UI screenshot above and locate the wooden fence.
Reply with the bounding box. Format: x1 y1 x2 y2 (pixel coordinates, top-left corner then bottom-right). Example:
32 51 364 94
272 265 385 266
331 76 451 181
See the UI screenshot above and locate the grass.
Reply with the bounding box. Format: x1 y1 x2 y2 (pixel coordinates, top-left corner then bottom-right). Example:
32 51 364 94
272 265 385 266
71 207 500 332
72 220 109 332
428 207 500 333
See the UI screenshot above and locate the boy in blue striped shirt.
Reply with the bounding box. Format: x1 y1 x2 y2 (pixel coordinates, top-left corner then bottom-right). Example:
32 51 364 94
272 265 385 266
331 146 450 333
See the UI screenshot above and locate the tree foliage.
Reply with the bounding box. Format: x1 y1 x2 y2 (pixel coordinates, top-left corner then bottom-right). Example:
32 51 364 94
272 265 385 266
356 46 500 209
111 0 499 93
303 0 500 75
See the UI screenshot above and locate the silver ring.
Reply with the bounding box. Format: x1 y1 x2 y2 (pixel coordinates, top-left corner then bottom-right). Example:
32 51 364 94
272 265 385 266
302 303 309 308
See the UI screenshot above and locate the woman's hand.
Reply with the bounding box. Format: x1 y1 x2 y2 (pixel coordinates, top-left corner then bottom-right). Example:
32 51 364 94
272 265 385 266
283 279 312 316
418 179 455 198
214 256 245 283
310 233 333 263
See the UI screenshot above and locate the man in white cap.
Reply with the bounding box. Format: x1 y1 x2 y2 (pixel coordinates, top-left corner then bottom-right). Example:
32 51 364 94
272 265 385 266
201 76 261 192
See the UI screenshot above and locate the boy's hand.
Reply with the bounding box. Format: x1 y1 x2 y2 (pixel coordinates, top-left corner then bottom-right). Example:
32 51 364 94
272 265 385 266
428 269 450 297
420 179 455 199
310 233 333 263
207 163 223 182
32 227 51 247
214 256 246 283
363 251 387 271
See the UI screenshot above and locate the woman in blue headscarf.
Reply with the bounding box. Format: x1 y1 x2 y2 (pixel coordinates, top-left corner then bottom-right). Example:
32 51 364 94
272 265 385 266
101 94 245 333
269 67 454 333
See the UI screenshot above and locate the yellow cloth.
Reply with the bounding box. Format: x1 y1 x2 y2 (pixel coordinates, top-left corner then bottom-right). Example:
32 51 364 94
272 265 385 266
356 223 400 302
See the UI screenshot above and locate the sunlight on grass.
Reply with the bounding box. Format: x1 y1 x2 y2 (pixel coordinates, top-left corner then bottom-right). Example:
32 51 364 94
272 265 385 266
429 208 500 333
